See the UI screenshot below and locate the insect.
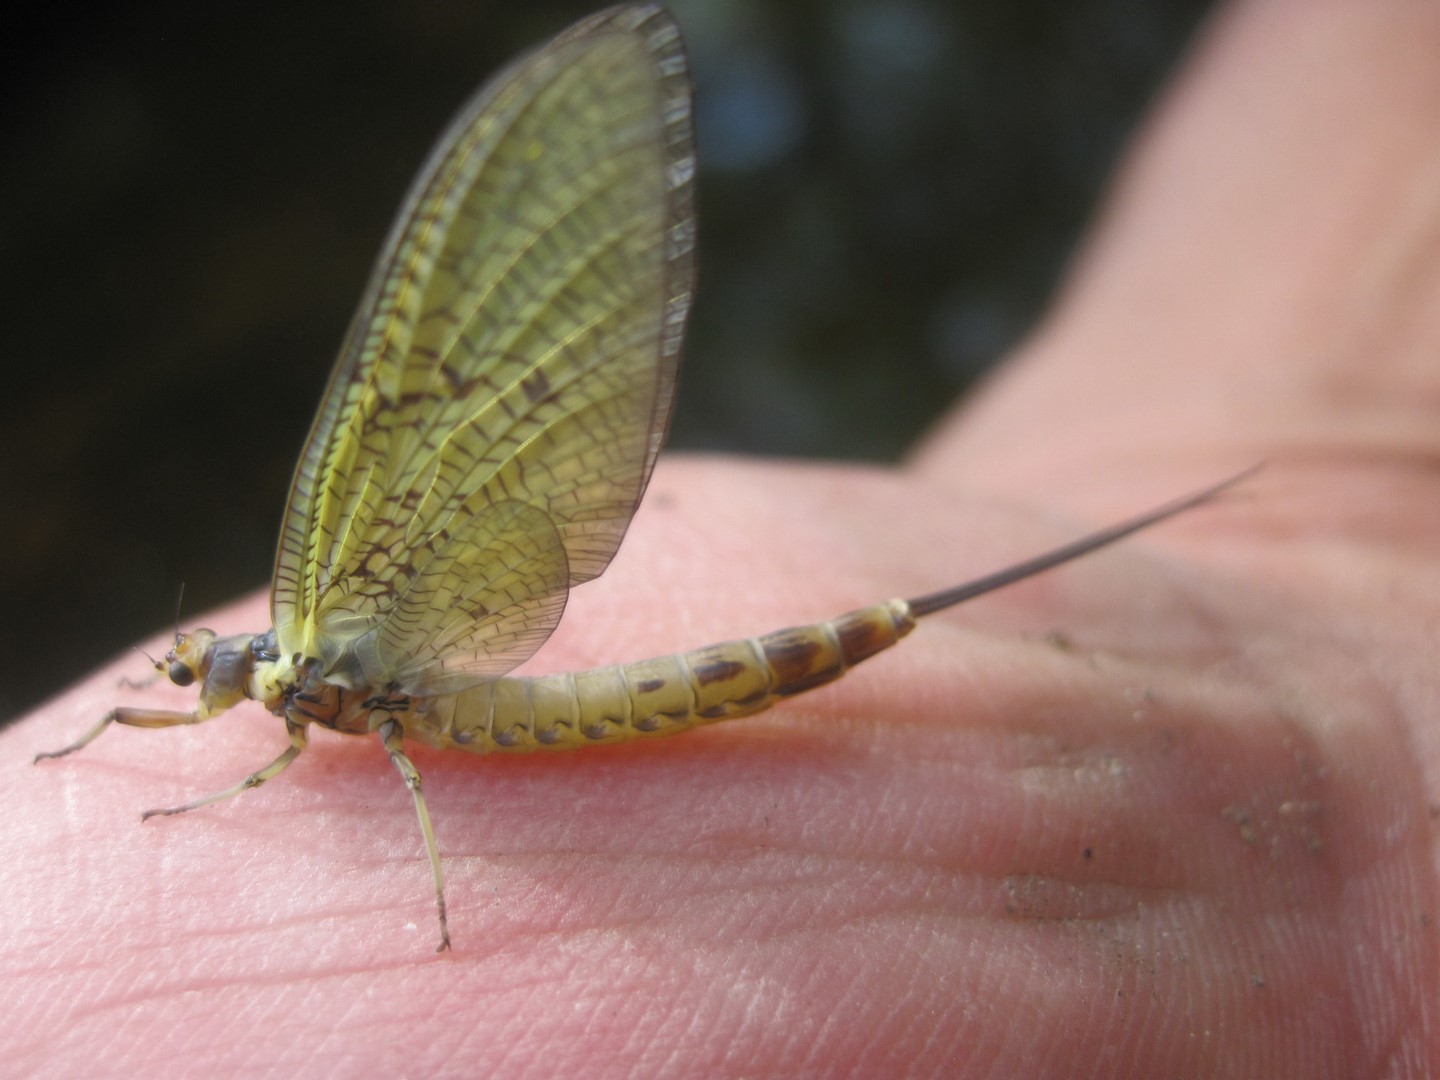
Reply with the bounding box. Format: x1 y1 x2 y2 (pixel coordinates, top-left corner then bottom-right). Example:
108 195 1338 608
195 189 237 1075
38 4 1248 952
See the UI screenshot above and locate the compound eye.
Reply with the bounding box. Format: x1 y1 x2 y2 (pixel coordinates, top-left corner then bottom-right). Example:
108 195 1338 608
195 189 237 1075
168 661 196 687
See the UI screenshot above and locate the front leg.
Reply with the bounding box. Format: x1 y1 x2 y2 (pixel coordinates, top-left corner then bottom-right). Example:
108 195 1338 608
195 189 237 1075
33 706 209 763
141 720 310 820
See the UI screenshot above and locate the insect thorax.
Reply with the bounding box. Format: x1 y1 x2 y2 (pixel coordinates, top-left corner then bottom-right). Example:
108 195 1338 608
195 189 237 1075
187 627 299 719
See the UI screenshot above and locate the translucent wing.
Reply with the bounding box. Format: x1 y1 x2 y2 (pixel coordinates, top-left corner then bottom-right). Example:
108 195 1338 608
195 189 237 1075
269 5 695 694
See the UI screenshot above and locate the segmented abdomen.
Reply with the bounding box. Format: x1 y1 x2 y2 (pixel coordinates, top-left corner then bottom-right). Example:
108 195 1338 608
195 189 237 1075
407 599 916 752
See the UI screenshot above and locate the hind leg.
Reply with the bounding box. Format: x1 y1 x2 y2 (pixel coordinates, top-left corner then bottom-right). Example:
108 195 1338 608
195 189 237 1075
379 719 451 953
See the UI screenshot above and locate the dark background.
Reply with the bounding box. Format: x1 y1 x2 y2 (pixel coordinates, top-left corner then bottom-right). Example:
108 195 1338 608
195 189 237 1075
1 0 1212 723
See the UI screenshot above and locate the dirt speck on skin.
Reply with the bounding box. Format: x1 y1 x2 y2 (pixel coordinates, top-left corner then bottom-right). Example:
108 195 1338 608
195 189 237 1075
1221 804 1257 845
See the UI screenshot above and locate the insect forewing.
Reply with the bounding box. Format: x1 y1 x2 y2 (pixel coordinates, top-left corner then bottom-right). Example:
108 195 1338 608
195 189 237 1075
270 5 696 694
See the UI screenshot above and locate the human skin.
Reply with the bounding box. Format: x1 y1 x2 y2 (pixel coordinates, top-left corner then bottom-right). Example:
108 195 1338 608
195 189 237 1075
6 0 1440 1074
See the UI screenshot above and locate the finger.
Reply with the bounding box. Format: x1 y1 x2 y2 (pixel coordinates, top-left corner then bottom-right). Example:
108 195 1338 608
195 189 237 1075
914 0 1440 502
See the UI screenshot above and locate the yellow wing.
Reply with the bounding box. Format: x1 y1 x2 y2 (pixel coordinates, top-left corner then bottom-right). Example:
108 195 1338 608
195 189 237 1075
269 5 695 694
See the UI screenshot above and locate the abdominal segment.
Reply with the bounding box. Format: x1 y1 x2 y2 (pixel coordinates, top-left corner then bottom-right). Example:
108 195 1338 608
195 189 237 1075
405 600 917 753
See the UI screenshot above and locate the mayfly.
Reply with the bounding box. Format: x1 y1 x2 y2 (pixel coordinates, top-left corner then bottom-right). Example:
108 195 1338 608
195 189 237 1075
38 4 1248 952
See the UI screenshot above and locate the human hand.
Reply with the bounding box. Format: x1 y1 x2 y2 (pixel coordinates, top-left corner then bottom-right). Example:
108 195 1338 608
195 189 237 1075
7 0 1438 1074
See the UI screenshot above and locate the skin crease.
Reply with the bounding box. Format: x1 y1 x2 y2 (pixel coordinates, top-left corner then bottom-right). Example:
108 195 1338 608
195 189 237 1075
5 0 1440 1074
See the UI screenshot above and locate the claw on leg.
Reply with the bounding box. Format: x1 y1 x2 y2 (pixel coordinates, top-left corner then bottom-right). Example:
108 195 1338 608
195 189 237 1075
34 711 119 763
141 722 309 820
380 720 452 953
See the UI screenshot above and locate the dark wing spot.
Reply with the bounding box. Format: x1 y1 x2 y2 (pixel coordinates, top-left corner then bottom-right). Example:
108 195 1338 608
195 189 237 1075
521 370 551 403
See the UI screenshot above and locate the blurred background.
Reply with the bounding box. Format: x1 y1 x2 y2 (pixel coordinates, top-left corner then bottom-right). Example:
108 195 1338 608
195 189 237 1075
1 0 1212 724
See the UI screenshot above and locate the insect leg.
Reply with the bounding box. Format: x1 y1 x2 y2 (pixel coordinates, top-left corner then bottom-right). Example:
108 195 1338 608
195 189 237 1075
378 719 451 953
140 720 309 820
33 706 213 763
